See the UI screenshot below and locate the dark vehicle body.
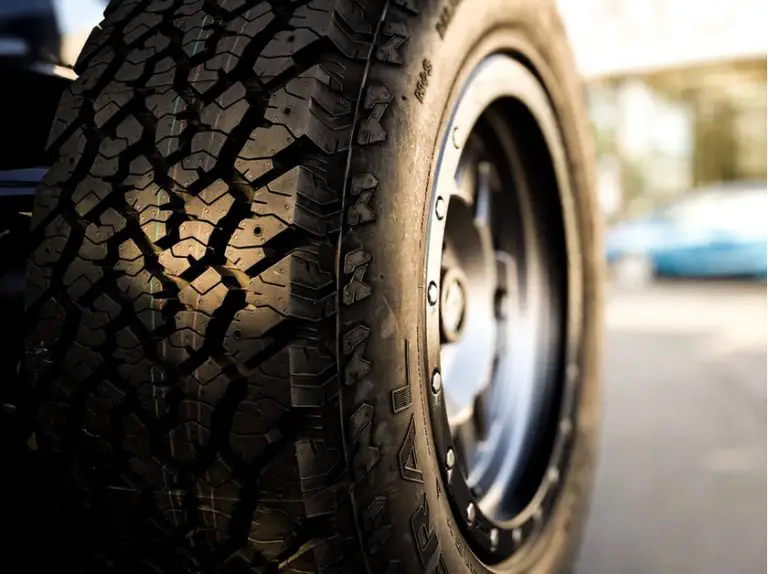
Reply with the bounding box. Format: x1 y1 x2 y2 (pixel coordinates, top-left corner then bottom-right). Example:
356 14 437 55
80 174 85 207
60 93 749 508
0 0 106 167
0 0 103 410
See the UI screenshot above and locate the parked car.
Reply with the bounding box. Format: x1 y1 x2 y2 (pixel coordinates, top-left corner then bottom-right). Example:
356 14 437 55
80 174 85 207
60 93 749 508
606 182 767 285
4 1 603 572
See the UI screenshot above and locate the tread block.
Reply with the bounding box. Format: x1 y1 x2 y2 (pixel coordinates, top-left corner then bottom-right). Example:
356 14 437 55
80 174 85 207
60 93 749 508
24 0 392 570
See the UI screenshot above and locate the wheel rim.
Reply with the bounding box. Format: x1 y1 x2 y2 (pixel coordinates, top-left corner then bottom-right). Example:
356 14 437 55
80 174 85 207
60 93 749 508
424 54 584 563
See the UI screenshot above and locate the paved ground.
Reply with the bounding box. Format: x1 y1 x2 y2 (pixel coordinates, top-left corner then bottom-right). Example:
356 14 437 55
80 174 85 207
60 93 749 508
576 281 767 574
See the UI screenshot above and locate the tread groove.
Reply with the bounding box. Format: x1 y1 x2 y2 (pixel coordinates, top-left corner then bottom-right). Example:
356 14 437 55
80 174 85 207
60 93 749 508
25 0 392 571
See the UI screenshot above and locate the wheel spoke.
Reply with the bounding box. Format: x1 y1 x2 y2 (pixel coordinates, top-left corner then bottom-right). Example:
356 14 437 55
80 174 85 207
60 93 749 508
451 152 477 207
439 340 458 379
441 236 460 271
452 413 478 475
495 251 518 313
474 161 497 234
440 157 502 462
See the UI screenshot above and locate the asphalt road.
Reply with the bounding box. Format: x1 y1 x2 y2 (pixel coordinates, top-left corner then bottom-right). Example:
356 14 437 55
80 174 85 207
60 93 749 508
576 281 767 574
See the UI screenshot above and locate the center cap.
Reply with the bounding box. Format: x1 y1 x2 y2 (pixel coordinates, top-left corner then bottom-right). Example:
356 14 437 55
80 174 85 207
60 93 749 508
441 268 467 341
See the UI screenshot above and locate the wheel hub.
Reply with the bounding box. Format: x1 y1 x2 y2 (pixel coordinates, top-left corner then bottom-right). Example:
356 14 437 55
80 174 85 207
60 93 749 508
440 268 468 341
424 53 583 563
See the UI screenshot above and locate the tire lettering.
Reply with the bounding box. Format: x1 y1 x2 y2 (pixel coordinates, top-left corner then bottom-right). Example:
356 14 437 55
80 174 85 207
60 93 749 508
435 0 464 39
398 415 423 483
411 494 439 567
414 58 432 103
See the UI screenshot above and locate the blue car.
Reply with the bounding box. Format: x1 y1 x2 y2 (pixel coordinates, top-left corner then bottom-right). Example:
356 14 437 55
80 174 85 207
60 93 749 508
606 182 767 284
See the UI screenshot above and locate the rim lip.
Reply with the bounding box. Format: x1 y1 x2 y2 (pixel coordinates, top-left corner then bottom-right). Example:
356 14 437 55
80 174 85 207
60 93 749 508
423 53 585 564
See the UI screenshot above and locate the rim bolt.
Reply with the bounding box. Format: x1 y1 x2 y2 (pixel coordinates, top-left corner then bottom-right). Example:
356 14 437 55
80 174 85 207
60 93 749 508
446 448 455 470
427 281 439 305
490 528 499 550
435 196 446 220
466 502 476 525
431 371 442 394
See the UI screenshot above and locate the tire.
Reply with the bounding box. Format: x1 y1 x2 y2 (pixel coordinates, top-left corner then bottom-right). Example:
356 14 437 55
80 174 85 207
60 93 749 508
24 0 602 572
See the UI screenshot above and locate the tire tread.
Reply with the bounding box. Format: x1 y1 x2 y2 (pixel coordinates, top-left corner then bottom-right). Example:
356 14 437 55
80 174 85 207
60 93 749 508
26 1 385 571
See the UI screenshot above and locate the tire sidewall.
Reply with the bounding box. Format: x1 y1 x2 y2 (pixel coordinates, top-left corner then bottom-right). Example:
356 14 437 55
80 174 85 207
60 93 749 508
338 0 603 573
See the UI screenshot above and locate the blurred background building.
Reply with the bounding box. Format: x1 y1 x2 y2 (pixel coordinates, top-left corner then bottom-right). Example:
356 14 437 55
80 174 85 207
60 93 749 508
558 0 767 221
